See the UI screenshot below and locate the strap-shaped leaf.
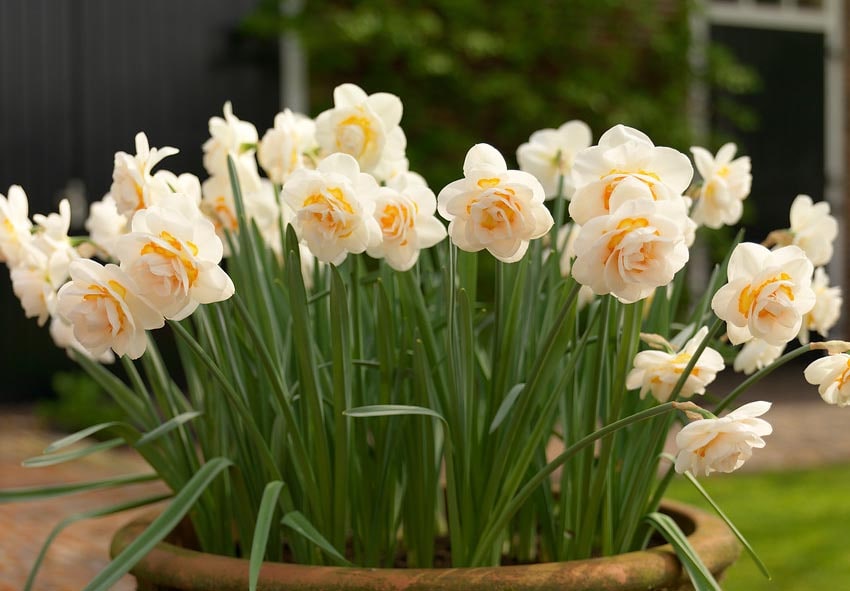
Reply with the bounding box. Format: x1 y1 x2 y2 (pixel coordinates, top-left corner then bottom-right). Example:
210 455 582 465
489 383 525 433
135 411 202 447
281 510 352 566
344 404 445 423
44 422 129 453
249 481 285 591
0 473 158 503
23 439 124 468
24 493 172 591
82 457 232 591
644 511 722 591
683 470 771 579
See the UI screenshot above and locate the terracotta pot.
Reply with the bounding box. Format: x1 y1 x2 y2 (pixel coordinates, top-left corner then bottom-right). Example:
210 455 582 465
111 500 740 591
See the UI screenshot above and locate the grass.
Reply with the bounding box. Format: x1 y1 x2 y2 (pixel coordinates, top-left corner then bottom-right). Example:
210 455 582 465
667 463 850 591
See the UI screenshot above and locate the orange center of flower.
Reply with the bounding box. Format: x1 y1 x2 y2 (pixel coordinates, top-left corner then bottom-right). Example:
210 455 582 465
337 113 375 158
601 170 661 210
303 187 355 238
467 187 521 231
379 202 417 245
837 359 850 390
140 231 200 287
83 280 129 330
737 273 794 317
133 182 145 211
606 217 653 252
212 196 238 232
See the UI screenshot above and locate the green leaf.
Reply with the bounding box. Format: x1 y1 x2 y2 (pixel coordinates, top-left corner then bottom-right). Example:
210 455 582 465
249 481 286 591
23 493 172 591
43 422 128 453
344 404 446 423
0 473 159 504
281 510 352 566
82 457 232 591
135 411 202 447
23 438 124 468
644 511 722 591
488 383 525 434
683 471 771 580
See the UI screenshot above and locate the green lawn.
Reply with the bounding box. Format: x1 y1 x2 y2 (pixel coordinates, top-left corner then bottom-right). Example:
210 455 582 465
667 463 850 590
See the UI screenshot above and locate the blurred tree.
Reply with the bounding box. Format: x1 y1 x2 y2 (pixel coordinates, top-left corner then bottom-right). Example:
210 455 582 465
245 0 702 188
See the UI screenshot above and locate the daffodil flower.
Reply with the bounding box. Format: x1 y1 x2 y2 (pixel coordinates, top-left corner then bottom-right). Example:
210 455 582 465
437 143 553 263
788 194 839 267
711 243 815 346
626 327 725 402
0 184 33 265
315 83 403 173
569 124 693 225
733 338 785 376
203 101 260 179
516 120 593 199
798 267 843 345
85 195 128 260
689 143 751 229
282 153 382 265
570 193 690 304
114 195 235 320
675 401 772 476
55 259 164 359
805 353 850 406
366 173 447 271
258 108 317 185
111 132 179 217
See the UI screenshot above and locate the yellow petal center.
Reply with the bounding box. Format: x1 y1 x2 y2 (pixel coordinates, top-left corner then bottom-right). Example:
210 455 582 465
140 231 200 287
737 273 794 317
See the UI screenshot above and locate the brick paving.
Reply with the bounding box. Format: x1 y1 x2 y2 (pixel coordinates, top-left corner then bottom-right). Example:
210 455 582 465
0 363 847 589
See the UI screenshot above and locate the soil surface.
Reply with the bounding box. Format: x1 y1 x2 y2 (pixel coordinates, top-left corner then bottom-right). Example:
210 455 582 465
1 362 847 589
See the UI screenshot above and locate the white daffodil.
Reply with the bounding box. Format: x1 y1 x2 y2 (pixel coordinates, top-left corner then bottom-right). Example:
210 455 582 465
314 83 403 173
110 132 178 217
804 353 850 407
55 259 164 359
85 195 129 260
366 174 447 271
437 143 553 263
733 338 785 375
570 194 690 304
200 155 266 249
152 171 203 207
371 127 410 184
626 327 725 402
0 185 33 265
114 195 235 320
516 120 593 199
711 243 815 346
689 143 751 229
282 153 382 265
674 401 772 476
798 267 843 345
203 101 260 179
569 124 693 225
49 315 115 364
258 109 318 185
788 194 838 267
10 244 74 327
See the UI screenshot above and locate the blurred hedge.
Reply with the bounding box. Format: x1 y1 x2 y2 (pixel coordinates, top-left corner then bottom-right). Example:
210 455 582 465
245 0 700 188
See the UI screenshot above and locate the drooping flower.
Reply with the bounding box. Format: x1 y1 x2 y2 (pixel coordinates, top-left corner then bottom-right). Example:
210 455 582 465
0 185 33 265
258 109 318 185
85 195 128 260
516 120 593 199
314 83 403 173
203 101 260 179
110 132 178 217
788 194 838 267
437 143 553 263
711 243 815 346
674 401 773 476
570 191 690 303
733 338 785 375
49 315 115 364
798 267 843 345
569 124 693 225
366 173 447 271
626 327 725 402
282 153 382 265
689 143 752 229
114 194 235 320
55 259 164 359
804 353 850 407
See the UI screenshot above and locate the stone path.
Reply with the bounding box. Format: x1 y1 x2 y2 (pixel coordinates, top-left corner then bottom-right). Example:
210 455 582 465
0 362 847 589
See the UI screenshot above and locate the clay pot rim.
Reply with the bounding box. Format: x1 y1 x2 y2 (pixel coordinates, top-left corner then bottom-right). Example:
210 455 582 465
111 499 741 590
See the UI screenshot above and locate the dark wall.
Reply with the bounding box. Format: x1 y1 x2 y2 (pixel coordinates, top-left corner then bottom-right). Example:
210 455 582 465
711 25 825 242
0 0 279 401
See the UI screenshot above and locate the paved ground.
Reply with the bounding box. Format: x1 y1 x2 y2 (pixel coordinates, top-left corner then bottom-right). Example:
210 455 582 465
0 362 847 590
